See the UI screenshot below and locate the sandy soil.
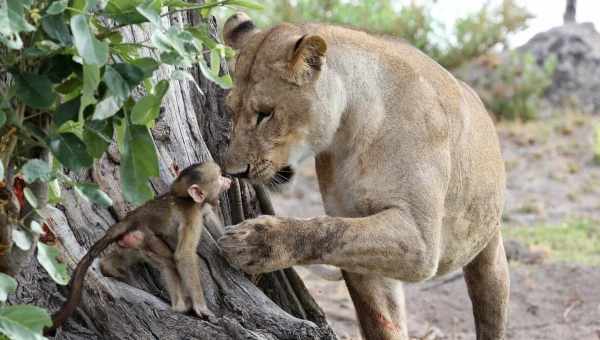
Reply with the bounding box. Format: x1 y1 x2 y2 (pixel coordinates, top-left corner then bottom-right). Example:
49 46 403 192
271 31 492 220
270 114 600 340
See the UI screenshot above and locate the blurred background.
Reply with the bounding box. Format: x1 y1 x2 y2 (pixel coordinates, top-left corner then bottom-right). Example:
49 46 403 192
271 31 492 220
221 1 600 339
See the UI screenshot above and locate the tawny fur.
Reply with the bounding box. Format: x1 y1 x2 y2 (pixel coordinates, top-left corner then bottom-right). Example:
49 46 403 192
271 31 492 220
219 14 508 340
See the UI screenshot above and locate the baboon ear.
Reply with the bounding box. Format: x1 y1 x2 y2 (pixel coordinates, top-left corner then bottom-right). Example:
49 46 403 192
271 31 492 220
223 12 259 50
287 34 327 84
187 184 205 204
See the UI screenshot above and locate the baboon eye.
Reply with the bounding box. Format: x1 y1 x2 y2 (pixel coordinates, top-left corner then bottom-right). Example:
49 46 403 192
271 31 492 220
256 111 273 126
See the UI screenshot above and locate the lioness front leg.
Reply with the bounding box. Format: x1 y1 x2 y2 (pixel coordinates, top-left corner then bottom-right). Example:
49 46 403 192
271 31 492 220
218 209 441 281
343 272 408 340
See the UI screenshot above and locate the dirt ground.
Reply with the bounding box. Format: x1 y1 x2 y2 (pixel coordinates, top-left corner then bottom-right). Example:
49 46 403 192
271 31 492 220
270 114 600 340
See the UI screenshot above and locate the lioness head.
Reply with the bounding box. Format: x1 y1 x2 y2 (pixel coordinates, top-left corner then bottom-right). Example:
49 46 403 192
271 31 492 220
222 13 338 186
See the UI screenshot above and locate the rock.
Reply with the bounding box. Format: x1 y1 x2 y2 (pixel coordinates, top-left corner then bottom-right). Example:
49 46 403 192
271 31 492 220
518 23 600 114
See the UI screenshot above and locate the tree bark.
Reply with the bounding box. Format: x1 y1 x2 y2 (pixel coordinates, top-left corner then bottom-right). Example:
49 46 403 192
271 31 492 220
9 10 337 340
563 0 577 24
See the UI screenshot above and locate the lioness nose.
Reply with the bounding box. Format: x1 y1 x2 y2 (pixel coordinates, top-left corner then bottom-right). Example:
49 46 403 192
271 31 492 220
225 164 250 179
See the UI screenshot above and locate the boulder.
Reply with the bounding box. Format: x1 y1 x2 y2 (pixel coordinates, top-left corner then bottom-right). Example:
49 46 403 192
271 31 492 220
518 23 600 114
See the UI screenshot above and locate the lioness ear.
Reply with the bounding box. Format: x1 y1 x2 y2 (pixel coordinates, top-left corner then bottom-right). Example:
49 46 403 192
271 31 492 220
187 184 205 204
223 12 259 50
287 34 327 84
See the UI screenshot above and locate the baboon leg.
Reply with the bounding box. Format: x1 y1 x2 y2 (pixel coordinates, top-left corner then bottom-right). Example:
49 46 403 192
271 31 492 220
463 230 510 340
100 248 143 280
143 234 188 312
343 271 408 340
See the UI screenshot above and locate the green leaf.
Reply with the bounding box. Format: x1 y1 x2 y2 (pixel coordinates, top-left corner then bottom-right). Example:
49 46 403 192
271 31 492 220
93 96 121 120
70 15 109 65
188 26 217 49
83 119 113 158
105 0 156 25
23 187 38 209
0 305 51 340
21 159 52 184
14 73 57 109
47 179 61 204
74 183 112 207
198 59 232 89
41 13 72 45
72 0 98 12
130 58 159 78
119 122 158 204
227 0 264 10
0 316 44 340
172 70 203 94
0 0 36 49
57 120 84 138
154 79 169 97
164 0 196 8
131 80 168 125
12 227 32 251
0 305 52 334
44 54 79 84
0 273 17 302
210 48 220 75
0 111 5 128
56 76 82 96
37 242 70 285
152 28 193 66
112 63 145 87
30 221 44 234
136 0 163 27
81 64 100 116
48 133 93 170
103 65 130 104
55 97 80 127
46 0 68 14
130 95 159 126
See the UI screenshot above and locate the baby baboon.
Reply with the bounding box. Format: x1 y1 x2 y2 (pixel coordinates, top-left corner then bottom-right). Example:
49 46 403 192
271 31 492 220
45 162 231 335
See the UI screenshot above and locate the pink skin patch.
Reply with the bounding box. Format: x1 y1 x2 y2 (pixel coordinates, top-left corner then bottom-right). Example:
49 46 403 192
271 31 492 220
118 231 144 249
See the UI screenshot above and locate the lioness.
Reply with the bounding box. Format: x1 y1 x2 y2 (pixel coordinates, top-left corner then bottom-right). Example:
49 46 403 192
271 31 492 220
218 13 508 340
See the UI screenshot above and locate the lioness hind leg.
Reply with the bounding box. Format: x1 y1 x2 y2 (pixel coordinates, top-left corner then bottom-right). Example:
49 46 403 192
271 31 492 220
463 230 509 340
343 271 409 340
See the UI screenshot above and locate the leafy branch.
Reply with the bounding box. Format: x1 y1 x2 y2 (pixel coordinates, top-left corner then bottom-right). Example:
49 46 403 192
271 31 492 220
0 0 262 338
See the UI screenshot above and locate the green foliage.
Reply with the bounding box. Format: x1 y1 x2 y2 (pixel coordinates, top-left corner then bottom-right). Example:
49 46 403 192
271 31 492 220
476 52 557 121
11 226 32 251
0 305 52 340
0 0 261 336
594 124 600 165
74 182 112 207
36 242 70 286
505 219 600 265
21 160 52 184
241 0 531 69
438 0 531 69
0 274 17 302
1 0 258 209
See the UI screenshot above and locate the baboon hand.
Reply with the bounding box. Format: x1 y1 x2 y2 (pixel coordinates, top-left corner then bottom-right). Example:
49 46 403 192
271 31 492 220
218 215 298 274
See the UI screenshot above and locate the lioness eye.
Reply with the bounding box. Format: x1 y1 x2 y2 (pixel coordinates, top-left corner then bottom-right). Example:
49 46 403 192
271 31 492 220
256 111 273 126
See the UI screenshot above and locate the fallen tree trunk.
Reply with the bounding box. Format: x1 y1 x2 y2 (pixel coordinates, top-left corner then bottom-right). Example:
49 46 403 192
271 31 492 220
10 10 337 340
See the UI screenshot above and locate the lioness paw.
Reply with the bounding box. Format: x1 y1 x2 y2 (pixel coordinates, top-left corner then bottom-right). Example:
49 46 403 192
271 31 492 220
218 216 291 274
